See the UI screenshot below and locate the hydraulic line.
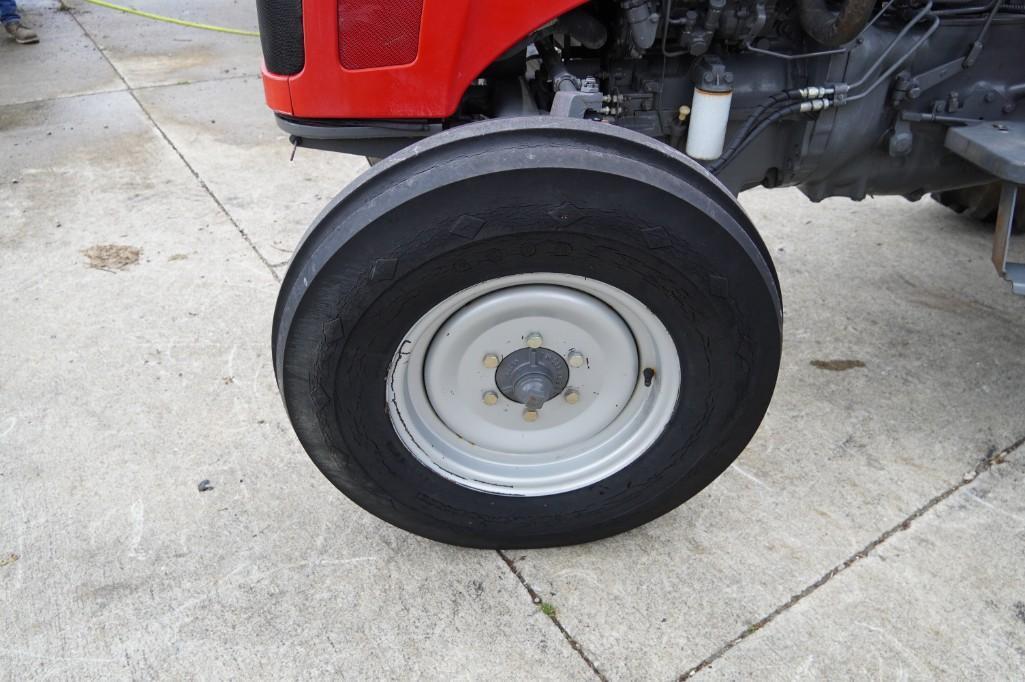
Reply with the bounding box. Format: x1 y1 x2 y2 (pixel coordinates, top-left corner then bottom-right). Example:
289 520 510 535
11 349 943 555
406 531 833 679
709 99 833 174
847 2 934 91
536 41 580 92
710 85 844 172
711 90 801 169
846 14 941 103
712 2 938 173
976 0 1007 38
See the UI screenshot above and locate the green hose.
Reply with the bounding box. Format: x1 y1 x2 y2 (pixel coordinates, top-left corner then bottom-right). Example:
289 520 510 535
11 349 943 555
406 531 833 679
77 0 259 37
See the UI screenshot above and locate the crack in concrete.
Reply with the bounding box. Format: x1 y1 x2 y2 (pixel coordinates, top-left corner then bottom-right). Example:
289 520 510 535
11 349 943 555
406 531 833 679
130 73 259 94
678 433 1025 679
0 74 257 111
497 549 608 681
65 8 280 284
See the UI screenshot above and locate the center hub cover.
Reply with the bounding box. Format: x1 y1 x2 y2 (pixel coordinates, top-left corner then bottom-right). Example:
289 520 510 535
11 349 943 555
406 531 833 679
495 347 570 408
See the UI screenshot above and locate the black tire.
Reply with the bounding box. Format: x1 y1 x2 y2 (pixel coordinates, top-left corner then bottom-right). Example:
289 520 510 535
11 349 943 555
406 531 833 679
932 183 1025 234
274 118 782 548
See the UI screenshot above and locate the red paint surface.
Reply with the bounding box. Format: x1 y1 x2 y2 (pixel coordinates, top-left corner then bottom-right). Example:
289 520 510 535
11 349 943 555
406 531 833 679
262 0 587 118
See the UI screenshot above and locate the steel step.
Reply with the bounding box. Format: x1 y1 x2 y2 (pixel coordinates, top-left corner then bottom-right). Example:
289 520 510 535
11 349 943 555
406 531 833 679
946 122 1025 296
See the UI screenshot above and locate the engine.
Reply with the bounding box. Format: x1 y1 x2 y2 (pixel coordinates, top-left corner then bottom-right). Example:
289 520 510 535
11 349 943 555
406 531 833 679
465 0 1025 201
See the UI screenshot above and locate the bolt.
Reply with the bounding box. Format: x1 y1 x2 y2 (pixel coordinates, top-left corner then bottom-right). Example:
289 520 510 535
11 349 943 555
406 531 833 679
525 332 543 349
567 351 585 368
564 389 580 405
523 409 539 422
483 353 500 368
482 391 499 406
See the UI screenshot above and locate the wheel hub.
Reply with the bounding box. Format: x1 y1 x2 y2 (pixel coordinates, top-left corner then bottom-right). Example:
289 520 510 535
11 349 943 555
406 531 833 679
495 347 570 409
423 283 639 451
387 274 681 496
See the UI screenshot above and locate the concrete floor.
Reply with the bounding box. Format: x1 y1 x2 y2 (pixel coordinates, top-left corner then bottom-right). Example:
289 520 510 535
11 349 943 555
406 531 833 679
2 1 1024 679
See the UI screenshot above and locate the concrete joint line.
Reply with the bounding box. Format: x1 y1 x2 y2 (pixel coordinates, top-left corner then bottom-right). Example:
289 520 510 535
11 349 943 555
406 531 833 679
497 549 609 681
678 433 1025 680
65 8 280 284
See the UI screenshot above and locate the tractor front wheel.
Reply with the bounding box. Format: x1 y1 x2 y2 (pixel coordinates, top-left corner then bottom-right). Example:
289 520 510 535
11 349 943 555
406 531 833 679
273 118 782 548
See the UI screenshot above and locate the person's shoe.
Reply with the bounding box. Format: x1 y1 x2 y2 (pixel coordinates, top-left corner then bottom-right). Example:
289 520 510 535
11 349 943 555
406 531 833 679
4 22 39 44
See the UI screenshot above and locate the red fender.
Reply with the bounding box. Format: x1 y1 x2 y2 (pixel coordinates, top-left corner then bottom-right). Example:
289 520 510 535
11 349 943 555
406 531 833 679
262 0 588 118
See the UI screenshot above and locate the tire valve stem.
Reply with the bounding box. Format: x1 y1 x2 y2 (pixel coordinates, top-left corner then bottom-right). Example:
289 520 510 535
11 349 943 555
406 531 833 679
643 367 655 387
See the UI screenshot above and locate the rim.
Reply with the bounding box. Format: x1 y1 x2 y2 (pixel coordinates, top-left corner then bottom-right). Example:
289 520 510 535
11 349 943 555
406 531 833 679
386 273 681 496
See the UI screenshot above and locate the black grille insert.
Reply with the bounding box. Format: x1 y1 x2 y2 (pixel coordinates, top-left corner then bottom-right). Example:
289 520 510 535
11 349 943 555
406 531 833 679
256 0 305 76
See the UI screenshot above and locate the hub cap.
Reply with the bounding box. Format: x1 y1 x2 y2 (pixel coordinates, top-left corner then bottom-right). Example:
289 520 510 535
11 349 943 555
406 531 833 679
495 347 570 409
387 273 681 496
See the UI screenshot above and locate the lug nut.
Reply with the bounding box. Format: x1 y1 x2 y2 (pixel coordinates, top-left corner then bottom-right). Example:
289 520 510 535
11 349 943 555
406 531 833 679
525 332 544 349
567 351 585 368
482 353 500 368
564 389 580 405
482 391 499 406
523 409 539 422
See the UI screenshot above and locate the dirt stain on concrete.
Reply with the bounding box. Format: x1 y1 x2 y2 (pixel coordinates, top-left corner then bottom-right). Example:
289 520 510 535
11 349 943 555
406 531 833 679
0 553 19 568
82 244 141 272
810 359 866 372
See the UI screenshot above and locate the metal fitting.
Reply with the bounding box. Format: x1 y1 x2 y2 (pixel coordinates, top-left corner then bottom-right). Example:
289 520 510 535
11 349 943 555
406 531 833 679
523 409 539 422
798 86 836 99
567 351 585 368
483 353 500 368
525 333 544 349
482 391 499 406
564 389 580 404
799 98 832 113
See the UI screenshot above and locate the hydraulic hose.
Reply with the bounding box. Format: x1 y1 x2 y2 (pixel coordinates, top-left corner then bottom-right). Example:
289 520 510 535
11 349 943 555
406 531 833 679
709 100 832 174
798 0 877 47
536 41 580 92
710 90 799 170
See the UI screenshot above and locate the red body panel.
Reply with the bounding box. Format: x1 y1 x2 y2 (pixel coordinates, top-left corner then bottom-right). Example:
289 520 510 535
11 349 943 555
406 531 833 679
262 0 587 118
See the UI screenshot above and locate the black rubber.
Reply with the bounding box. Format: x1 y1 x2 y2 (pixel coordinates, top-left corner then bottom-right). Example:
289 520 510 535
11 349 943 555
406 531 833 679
932 183 1025 234
273 118 783 548
255 0 304 76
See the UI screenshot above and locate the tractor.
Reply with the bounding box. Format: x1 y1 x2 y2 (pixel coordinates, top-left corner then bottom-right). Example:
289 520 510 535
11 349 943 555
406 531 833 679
256 0 1025 547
